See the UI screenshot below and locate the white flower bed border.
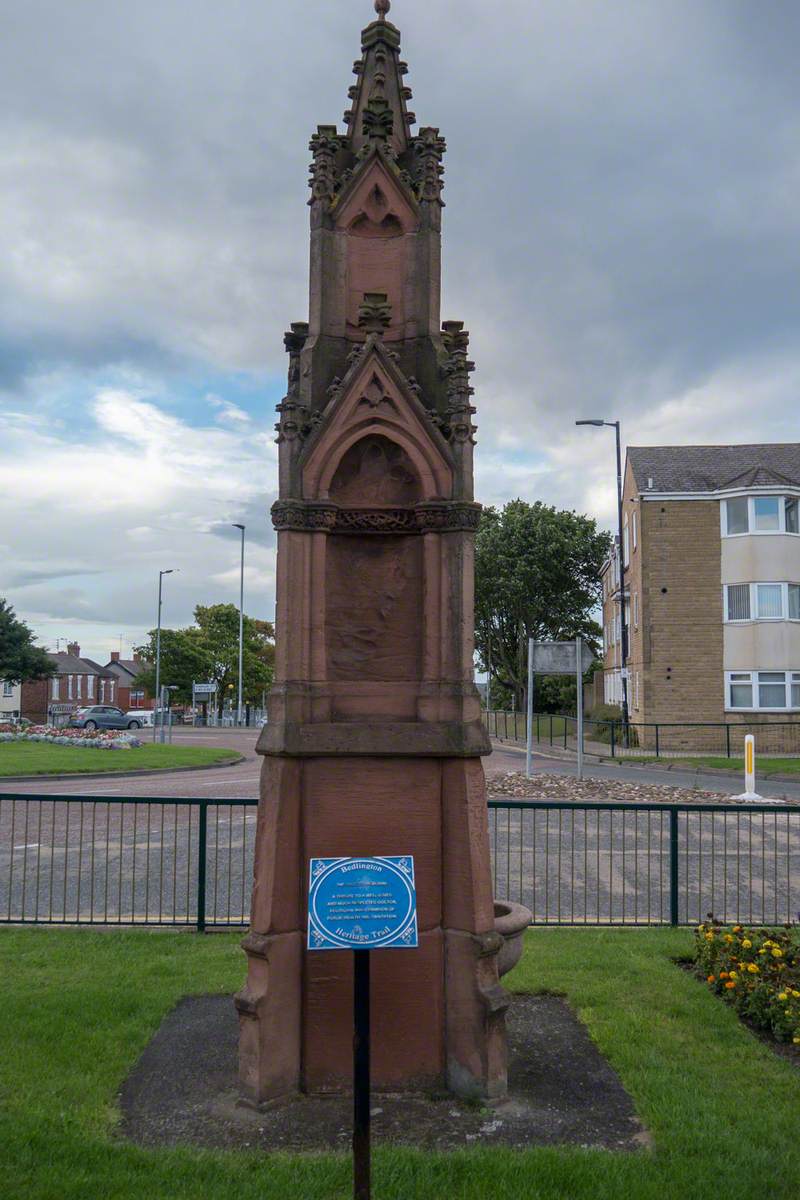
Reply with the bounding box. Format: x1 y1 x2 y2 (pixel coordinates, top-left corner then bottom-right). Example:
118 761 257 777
0 724 143 750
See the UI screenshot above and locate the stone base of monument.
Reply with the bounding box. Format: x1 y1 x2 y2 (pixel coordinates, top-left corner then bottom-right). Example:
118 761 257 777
119 993 649 1154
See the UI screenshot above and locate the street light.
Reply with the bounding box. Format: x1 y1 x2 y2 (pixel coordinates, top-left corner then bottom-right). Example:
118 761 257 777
154 568 176 742
575 418 630 733
232 524 245 727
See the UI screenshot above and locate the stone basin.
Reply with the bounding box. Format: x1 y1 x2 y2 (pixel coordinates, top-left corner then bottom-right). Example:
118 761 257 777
494 900 533 978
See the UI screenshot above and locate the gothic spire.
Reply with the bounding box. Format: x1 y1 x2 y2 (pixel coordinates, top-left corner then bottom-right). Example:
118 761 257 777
344 2 416 157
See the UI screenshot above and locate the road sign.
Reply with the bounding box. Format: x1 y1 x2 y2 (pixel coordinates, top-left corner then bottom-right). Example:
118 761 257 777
308 856 418 952
530 641 595 675
193 682 216 695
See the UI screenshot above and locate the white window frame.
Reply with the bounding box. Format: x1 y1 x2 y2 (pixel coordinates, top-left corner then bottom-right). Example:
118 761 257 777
88 674 95 699
722 494 800 538
633 590 639 629
632 510 638 552
623 518 630 567
723 582 800 623
76 673 82 699
724 669 800 712
67 675 73 700
51 677 59 700
2 680 13 698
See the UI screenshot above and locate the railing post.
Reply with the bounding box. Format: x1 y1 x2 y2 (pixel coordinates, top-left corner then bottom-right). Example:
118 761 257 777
726 724 731 759
669 808 679 926
550 714 553 745
197 801 208 933
655 723 660 759
564 719 568 750
610 720 616 758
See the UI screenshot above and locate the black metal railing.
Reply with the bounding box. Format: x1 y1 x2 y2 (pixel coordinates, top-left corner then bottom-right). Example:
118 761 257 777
0 795 258 930
488 799 800 925
1 793 798 929
483 710 800 759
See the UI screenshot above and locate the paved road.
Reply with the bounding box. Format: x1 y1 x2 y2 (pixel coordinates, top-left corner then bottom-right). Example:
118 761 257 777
1 732 798 927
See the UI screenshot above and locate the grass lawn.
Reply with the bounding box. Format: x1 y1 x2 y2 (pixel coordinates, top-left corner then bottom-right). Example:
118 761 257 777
629 755 800 776
0 742 241 777
2 928 799 1198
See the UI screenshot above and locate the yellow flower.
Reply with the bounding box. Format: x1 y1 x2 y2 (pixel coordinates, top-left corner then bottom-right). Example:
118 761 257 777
747 964 759 974
792 991 800 999
742 939 752 949
705 932 715 941
732 925 742 932
772 948 783 958
724 934 734 943
758 948 766 955
779 993 788 1001
794 1037 800 1045
729 971 738 980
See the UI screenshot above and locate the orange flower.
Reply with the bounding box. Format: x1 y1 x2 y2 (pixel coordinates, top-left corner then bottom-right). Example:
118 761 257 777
725 981 736 990
707 975 715 983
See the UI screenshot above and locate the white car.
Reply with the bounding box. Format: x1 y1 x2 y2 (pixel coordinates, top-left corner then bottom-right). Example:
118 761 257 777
125 710 155 728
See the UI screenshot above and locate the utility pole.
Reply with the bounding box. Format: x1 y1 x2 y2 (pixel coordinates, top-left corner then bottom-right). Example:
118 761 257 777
575 418 630 735
154 569 175 742
232 524 245 727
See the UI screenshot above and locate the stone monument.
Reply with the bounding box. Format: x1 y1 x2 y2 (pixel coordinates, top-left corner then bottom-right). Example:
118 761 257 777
236 0 508 1103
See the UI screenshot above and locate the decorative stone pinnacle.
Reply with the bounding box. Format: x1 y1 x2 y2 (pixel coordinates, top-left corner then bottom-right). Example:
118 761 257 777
375 0 391 19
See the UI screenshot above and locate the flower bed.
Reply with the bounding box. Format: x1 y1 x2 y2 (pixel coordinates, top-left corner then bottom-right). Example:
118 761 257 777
694 920 800 1046
0 724 142 750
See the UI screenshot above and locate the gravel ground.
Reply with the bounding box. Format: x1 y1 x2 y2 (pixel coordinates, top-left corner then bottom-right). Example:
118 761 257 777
486 771 786 807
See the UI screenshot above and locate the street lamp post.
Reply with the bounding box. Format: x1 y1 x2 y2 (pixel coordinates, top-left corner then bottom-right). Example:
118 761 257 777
154 569 175 743
575 418 630 734
232 524 245 727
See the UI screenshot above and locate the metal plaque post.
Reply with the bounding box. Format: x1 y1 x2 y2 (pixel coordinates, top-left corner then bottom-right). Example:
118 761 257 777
353 949 371 1200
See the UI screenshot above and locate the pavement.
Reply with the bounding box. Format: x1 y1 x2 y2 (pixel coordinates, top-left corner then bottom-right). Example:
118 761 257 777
4 727 800 802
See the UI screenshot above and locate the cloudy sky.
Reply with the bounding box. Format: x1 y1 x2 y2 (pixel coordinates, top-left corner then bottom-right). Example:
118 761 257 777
2 0 799 660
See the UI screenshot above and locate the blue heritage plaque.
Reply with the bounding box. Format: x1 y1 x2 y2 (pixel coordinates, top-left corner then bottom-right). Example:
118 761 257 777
307 856 418 951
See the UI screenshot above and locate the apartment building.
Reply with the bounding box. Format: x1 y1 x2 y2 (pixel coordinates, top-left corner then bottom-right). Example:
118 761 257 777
601 444 800 748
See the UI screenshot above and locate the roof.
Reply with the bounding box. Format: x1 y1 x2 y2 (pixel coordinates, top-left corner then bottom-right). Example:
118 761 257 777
49 652 114 677
105 659 148 680
628 444 800 494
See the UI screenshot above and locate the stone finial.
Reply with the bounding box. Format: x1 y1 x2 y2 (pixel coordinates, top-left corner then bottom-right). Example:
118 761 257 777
375 0 391 19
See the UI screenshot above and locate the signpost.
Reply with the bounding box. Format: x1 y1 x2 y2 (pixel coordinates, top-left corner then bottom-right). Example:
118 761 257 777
192 682 216 727
525 639 596 781
308 856 418 1200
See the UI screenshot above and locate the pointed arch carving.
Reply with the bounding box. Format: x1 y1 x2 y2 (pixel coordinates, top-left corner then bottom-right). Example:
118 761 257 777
301 349 453 502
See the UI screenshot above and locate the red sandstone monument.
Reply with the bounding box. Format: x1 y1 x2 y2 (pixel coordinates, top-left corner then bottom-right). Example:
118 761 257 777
236 0 509 1103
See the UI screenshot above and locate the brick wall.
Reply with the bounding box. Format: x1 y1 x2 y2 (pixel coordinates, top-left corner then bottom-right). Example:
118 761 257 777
639 496 724 727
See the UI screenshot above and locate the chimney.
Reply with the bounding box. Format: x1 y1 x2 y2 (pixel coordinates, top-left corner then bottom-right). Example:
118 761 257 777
67 642 80 657
110 651 120 662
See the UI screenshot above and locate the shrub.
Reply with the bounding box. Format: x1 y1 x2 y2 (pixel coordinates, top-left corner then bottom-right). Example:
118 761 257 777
694 919 800 1046
588 704 639 747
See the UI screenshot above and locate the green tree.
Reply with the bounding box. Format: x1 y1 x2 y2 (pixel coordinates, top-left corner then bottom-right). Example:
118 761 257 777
474 500 611 711
0 599 56 685
133 628 211 704
194 604 275 715
135 604 275 714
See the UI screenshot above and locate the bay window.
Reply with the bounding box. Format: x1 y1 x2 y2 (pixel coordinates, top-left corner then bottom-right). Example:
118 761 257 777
723 494 800 536
726 670 800 711
724 582 800 621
